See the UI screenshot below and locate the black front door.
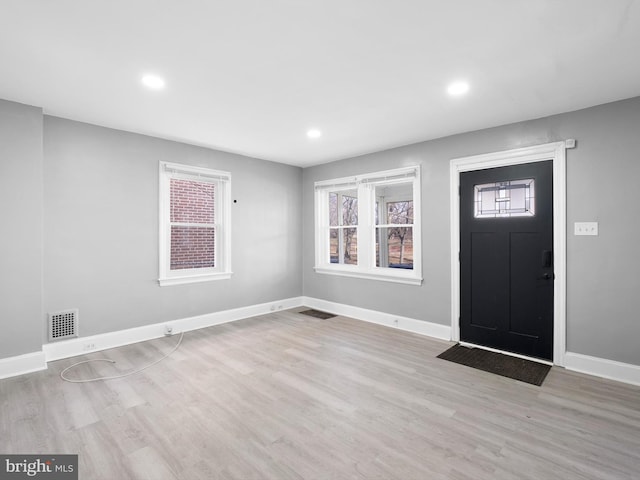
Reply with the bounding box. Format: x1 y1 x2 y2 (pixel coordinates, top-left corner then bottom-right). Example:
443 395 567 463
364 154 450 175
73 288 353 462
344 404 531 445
460 161 553 361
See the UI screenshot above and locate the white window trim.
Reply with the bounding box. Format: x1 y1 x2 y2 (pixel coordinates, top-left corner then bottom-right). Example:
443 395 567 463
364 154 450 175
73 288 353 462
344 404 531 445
158 161 232 286
314 166 422 285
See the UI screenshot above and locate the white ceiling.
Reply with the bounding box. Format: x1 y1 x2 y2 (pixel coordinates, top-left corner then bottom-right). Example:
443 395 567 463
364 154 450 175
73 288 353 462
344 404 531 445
1 0 639 167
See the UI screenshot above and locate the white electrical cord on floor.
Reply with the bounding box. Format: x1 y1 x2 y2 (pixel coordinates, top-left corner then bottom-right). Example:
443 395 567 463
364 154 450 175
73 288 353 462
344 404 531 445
60 331 184 383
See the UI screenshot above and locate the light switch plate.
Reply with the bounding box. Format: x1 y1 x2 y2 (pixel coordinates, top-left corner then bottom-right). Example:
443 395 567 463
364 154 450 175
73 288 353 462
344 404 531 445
574 222 598 236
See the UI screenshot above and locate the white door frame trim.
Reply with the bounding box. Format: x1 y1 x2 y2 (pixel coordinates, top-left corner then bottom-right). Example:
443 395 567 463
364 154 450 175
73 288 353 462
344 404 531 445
449 141 568 366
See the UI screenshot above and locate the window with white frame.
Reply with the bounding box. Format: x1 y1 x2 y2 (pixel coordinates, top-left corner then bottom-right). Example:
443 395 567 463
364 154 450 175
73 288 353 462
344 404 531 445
314 166 422 285
159 162 232 286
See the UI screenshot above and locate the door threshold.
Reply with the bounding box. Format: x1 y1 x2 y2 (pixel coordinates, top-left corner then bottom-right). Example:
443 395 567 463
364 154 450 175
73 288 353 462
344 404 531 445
458 342 553 366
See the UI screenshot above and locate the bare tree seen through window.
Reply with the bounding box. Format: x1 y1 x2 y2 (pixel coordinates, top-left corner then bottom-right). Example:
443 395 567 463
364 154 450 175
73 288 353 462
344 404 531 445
342 195 357 263
387 200 413 267
328 192 358 264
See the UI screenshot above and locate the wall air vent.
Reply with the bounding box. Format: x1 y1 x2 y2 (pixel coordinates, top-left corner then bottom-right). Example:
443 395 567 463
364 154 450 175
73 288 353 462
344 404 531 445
48 309 78 342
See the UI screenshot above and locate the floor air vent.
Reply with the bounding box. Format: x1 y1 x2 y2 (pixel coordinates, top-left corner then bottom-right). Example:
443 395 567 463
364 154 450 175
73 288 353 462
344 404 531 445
48 309 79 341
299 309 337 320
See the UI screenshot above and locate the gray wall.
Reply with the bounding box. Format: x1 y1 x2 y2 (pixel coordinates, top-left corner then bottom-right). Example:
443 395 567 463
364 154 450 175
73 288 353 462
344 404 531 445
43 116 302 338
2 94 639 369
303 96 640 366
0 99 43 357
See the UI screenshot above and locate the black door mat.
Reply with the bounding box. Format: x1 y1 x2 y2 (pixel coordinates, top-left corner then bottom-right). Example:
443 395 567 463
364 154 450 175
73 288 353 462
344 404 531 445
437 344 551 386
299 309 336 319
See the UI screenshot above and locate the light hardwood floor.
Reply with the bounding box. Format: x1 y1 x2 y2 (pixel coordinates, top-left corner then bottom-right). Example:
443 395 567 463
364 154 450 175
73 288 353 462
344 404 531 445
1 309 639 479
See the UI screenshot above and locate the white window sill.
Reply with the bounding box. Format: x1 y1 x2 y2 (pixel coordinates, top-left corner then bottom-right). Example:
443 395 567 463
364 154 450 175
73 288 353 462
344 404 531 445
314 266 422 286
158 272 232 286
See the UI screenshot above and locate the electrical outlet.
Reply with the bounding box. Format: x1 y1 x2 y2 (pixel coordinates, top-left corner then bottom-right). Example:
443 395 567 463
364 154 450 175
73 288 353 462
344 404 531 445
574 222 598 236
83 343 96 351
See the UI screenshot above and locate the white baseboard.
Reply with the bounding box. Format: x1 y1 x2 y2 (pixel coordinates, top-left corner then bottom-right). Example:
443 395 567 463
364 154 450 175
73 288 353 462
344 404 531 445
564 352 640 387
4 296 640 388
43 296 304 362
301 296 451 341
0 351 47 380
302 297 640 387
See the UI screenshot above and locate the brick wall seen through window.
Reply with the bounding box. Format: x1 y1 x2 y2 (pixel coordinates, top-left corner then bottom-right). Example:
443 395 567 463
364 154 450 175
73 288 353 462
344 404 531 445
170 179 216 270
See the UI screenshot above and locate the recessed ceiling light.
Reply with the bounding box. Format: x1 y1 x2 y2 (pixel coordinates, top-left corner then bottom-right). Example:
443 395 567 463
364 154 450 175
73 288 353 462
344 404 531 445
141 74 166 90
447 81 470 96
307 129 322 139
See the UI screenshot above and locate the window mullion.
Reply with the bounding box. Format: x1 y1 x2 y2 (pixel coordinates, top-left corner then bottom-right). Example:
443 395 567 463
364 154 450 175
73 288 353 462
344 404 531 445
357 184 372 269
214 181 222 272
160 170 171 278
320 190 328 265
170 222 217 227
411 175 421 278
377 223 414 228
337 193 345 264
378 196 388 268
